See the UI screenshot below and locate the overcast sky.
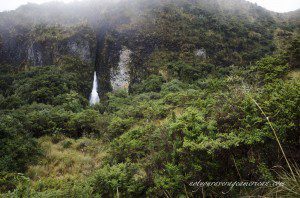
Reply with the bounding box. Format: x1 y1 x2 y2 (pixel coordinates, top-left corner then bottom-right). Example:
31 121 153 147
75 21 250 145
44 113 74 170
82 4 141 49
0 0 299 13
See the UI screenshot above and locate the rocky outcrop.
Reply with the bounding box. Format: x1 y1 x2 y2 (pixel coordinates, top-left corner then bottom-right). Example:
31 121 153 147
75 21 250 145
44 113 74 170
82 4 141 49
110 47 132 91
67 39 92 62
27 42 43 66
0 25 96 66
0 26 30 65
195 48 207 59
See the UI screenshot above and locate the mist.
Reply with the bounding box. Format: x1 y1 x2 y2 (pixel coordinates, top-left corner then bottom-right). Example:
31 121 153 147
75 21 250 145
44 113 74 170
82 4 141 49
1 0 300 13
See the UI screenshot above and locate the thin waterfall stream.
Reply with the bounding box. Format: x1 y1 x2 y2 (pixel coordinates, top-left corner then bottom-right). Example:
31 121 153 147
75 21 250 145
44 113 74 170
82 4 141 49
89 72 100 105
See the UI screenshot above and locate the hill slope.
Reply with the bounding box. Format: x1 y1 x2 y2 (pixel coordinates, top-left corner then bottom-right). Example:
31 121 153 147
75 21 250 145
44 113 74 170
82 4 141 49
0 0 299 197
1 0 297 96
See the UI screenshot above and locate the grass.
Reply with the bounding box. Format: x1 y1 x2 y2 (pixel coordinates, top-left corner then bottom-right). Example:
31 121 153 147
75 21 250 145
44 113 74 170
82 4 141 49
264 166 300 198
27 135 107 187
286 68 300 80
248 165 300 197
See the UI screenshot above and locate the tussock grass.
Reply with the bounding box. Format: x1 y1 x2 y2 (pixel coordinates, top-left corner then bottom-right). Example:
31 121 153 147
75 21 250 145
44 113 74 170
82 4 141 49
265 166 300 198
286 69 300 79
27 136 107 182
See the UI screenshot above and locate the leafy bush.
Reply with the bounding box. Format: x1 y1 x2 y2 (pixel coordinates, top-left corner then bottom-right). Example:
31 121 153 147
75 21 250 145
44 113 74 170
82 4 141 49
163 89 204 106
153 163 186 196
24 104 71 137
107 116 134 140
110 126 155 162
260 80 299 146
53 91 88 112
0 173 29 193
13 66 77 104
67 109 102 137
161 79 187 92
0 115 40 173
167 61 215 82
131 75 165 94
91 163 145 197
2 178 93 198
0 95 25 110
249 55 289 84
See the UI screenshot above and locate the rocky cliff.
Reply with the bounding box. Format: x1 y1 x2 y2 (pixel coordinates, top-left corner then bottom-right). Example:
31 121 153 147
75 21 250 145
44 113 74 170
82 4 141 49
0 0 298 98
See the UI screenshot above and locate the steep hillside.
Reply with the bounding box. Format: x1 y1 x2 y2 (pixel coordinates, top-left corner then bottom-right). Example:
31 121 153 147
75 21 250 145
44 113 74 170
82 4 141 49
1 0 297 97
282 9 300 24
0 0 299 197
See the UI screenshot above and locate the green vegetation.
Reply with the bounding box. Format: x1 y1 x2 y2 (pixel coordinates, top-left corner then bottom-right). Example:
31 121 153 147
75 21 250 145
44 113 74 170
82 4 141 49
1 47 299 196
0 0 299 197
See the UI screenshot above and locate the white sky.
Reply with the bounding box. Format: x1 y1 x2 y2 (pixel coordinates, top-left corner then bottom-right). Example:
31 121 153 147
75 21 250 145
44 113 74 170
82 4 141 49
0 0 75 12
247 0 300 13
0 0 299 13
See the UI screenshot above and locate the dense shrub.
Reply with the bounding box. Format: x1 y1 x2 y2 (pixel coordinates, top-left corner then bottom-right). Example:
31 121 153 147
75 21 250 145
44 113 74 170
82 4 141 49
3 103 70 137
161 79 187 92
0 95 25 110
13 66 78 104
110 125 155 162
92 163 145 197
67 109 103 137
107 116 134 140
52 91 88 112
0 115 40 173
260 80 300 146
167 61 215 82
249 55 289 84
131 75 165 94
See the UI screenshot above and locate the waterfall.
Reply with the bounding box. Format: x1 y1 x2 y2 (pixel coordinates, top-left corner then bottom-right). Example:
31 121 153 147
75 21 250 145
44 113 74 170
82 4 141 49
89 72 100 105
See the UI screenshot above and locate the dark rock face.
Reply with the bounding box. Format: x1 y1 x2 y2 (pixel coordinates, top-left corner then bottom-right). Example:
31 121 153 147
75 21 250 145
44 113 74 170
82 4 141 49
95 24 122 99
0 25 96 66
66 39 92 62
0 26 30 66
27 42 51 66
0 23 130 98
